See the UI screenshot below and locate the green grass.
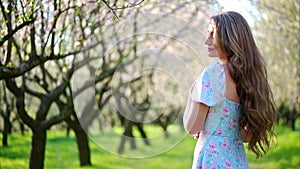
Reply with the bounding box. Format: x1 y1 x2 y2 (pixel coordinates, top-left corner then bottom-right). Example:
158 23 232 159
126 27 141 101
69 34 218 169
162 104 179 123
0 125 299 169
247 126 300 169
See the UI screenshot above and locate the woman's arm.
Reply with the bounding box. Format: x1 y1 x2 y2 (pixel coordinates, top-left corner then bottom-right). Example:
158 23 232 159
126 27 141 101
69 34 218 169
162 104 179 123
183 84 209 136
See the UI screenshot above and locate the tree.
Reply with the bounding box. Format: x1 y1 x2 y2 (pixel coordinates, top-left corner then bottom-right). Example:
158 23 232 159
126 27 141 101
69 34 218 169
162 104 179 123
0 0 125 168
85 0 218 157
1 0 219 167
255 0 300 130
1 0 152 167
0 81 13 146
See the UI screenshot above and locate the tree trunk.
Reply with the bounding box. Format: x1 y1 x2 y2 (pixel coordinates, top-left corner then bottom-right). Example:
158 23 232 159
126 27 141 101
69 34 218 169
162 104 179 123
66 112 92 167
290 118 296 131
2 112 11 146
66 126 71 137
290 107 297 131
118 135 126 154
1 83 12 146
1 108 11 146
29 129 46 169
73 127 91 166
118 120 136 154
20 121 25 135
159 117 169 138
136 123 150 145
2 131 8 146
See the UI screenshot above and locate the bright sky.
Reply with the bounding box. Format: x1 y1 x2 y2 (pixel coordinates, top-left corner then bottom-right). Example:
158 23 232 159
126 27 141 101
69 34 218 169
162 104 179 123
217 0 259 26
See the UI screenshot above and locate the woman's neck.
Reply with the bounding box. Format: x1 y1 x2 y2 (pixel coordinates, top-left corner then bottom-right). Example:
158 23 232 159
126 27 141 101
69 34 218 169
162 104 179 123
219 57 227 64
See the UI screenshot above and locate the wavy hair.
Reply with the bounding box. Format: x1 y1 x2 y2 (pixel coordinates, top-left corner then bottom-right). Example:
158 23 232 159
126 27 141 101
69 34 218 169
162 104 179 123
211 11 277 158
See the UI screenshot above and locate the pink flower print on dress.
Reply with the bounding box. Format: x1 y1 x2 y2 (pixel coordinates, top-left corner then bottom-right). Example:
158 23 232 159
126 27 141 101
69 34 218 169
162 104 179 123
222 139 227 147
204 81 211 88
224 107 230 113
192 62 248 169
235 138 240 145
233 116 238 123
209 143 216 149
228 142 232 148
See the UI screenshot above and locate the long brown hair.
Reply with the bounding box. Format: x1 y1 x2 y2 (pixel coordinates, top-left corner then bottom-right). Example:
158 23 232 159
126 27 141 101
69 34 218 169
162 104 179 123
211 11 277 158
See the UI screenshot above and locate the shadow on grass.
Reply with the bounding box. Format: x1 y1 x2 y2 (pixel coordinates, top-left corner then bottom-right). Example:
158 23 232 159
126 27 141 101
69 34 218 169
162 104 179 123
0 132 31 160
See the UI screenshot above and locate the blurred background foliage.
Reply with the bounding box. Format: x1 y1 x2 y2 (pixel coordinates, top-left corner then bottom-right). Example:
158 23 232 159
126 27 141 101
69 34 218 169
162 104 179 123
255 0 299 130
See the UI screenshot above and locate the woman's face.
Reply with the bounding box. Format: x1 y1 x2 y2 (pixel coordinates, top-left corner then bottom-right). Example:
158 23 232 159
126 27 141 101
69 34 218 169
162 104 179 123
204 23 219 58
204 22 228 60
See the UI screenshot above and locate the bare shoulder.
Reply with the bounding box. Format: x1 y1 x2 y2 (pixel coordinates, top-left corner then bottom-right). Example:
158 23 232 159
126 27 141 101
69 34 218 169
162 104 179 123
223 65 240 103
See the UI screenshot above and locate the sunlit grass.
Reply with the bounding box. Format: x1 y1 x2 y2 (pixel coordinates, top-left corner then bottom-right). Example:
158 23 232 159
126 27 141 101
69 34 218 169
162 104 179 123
247 125 300 169
0 125 299 169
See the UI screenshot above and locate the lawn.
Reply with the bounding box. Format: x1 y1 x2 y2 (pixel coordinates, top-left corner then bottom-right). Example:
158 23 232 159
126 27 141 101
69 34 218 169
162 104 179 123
0 125 299 169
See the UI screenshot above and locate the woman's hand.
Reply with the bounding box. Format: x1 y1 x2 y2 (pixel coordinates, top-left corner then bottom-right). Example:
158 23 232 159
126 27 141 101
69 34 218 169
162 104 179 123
193 132 200 139
241 124 252 143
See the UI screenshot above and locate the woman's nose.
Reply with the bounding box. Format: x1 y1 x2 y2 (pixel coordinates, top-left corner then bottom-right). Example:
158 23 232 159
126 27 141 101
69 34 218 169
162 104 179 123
204 37 211 45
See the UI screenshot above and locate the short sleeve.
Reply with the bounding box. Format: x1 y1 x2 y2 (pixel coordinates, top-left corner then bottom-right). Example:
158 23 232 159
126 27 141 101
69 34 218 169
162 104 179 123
190 69 215 106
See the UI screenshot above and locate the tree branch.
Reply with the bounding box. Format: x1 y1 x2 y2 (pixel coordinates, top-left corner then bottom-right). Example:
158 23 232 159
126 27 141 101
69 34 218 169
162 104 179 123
0 19 35 47
5 79 36 129
0 49 82 80
111 0 145 10
101 0 120 21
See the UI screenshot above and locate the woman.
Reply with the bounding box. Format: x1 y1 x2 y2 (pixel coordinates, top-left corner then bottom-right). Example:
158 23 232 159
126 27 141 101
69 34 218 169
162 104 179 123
183 11 276 169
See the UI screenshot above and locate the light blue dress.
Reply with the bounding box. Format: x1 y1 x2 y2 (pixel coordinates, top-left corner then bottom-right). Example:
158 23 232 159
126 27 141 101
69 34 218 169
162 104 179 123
191 61 249 169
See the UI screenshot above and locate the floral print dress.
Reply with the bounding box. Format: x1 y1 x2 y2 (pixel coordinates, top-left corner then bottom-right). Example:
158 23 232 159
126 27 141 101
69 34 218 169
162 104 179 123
190 61 249 169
